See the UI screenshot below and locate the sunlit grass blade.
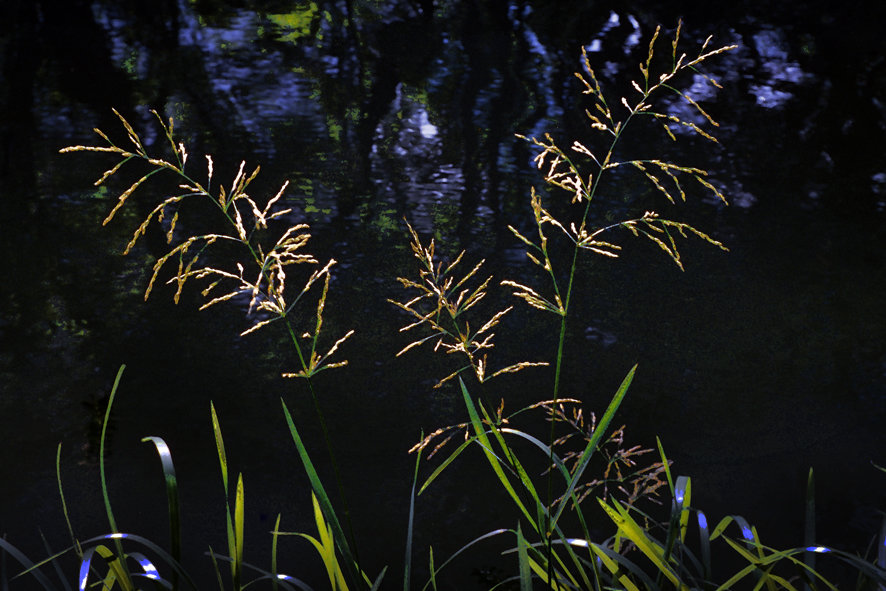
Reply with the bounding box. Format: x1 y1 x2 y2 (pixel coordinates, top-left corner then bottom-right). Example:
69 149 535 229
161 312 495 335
427 547 437 591
454 383 595 590
459 378 535 526
599 497 685 589
481 423 597 589
281 399 365 588
524 553 570 591
476 404 545 510
516 524 532 591
551 364 636 530
100 366 126 536
77 533 196 589
233 473 245 589
589 543 657 591
272 514 281 591
656 437 674 494
494 426 598 590
210 402 238 586
418 438 473 495
78 544 135 591
675 476 691 543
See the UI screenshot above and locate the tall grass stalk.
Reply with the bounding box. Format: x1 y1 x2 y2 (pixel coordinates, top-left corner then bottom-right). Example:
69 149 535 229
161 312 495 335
60 109 363 582
503 22 735 571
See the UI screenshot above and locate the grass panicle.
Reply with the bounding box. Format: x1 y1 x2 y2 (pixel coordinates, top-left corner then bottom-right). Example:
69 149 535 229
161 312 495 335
389 221 548 388
60 109 353 380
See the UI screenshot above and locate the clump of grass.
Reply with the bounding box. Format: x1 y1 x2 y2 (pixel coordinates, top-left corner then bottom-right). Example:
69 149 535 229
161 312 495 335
10 18 878 591
392 21 884 591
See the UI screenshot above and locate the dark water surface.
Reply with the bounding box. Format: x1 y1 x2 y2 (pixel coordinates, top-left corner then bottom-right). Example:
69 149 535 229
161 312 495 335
1 0 884 588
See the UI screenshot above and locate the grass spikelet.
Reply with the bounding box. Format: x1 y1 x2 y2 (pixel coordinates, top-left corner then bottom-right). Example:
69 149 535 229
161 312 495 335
112 108 146 155
102 170 158 225
391 222 545 387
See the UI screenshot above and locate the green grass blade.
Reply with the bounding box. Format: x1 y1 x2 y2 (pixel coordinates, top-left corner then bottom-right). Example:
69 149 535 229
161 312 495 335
56 444 82 559
233 474 245 589
458 379 535 526
100 365 126 535
210 403 237 582
551 364 636 530
525 554 569 591
462 419 593 590
296 533 335 590
370 566 387 591
420 530 508 591
141 436 182 580
208 545 225 591
85 544 135 591
418 438 474 495
516 524 533 591
210 403 229 492
272 514 281 591
599 497 684 589
404 434 422 591
428 547 437 591
77 533 197 589
656 437 674 495
280 399 363 588
98 365 134 591
589 543 645 591
476 403 546 514
713 561 759 590
497 426 600 556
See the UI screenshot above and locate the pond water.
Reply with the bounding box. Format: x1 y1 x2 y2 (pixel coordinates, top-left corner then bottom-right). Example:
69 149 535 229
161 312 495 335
1 0 884 588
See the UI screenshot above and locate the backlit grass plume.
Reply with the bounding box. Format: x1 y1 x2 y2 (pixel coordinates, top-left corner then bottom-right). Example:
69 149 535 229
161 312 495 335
60 109 353 380
389 221 547 388
411 395 669 512
508 21 735 326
